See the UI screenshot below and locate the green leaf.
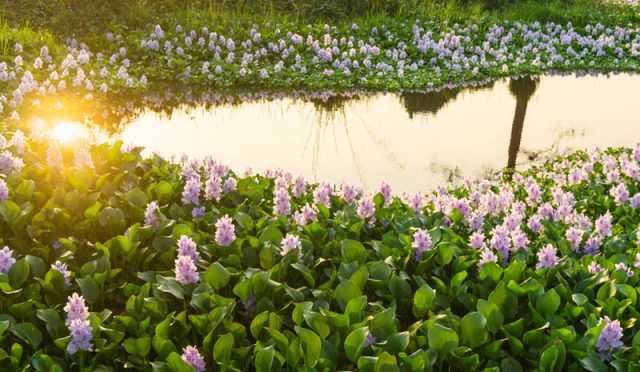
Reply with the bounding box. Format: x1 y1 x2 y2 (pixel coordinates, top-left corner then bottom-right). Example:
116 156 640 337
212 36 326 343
384 332 410 354
501 357 524 372
8 259 30 287
295 326 321 367
84 201 102 219
24 255 46 278
155 181 174 203
213 332 234 363
124 337 152 358
344 327 368 363
10 323 43 348
428 324 459 357
156 277 186 300
345 295 367 324
375 351 400 372
258 226 283 245
166 351 194 371
479 262 503 282
477 300 503 334
461 312 488 347
436 243 455 265
76 277 100 303
341 239 368 264
255 345 275 372
389 275 411 300
488 282 518 319
126 188 148 208
536 289 561 314
205 262 230 291
334 280 362 311
235 211 254 230
579 354 608 372
413 284 436 317
539 344 558 372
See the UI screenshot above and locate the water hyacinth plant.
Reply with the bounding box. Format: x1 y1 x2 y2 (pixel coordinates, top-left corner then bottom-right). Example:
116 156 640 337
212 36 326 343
0 123 636 369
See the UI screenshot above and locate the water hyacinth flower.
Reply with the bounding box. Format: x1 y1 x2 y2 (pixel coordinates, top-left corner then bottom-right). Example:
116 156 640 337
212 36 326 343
215 215 236 246
610 183 629 205
0 179 8 201
536 244 559 269
293 203 318 226
222 177 237 193
363 332 377 348
67 318 93 354
406 192 426 213
192 206 205 218
588 262 604 274
0 246 16 273
596 316 623 360
478 248 498 268
64 293 89 326
242 293 257 317
52 260 72 288
595 212 613 237
293 175 305 197
340 183 359 205
314 183 332 207
280 233 302 257
181 346 206 372
273 187 291 216
357 196 375 219
565 227 583 251
469 230 485 249
181 178 201 205
73 143 94 169
614 262 633 277
144 201 160 228
527 215 543 233
177 235 200 262
205 175 222 201
174 255 199 285
584 235 602 256
412 228 432 260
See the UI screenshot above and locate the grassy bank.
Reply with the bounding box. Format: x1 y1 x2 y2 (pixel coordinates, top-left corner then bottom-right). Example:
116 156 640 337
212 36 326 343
2 0 639 40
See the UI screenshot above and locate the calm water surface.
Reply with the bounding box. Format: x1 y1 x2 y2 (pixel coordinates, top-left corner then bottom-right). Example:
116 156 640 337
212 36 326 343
115 75 640 192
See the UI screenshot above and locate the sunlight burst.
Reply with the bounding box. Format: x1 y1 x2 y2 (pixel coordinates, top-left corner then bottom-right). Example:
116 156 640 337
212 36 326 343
49 121 88 144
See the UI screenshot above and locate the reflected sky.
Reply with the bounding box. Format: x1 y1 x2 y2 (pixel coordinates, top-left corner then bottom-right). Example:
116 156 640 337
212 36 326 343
115 74 640 192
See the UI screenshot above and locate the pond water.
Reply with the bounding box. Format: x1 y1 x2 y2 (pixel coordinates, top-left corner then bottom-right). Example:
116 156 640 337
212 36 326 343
29 74 639 192
109 74 639 192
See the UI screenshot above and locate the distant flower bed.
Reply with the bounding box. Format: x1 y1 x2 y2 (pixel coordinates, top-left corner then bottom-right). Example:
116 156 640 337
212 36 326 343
0 126 639 369
2 17 640 123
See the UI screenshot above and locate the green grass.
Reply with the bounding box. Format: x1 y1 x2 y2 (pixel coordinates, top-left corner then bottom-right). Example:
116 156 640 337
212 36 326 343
1 0 638 41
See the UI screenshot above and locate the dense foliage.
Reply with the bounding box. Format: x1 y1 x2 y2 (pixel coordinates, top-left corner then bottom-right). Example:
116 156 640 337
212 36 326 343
0 128 639 370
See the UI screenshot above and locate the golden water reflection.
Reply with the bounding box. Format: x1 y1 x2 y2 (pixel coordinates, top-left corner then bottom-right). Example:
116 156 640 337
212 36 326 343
113 74 640 192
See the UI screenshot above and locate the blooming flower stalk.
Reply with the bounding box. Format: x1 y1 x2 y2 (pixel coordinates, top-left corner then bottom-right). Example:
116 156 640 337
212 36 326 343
0 246 15 273
181 346 206 372
215 215 236 246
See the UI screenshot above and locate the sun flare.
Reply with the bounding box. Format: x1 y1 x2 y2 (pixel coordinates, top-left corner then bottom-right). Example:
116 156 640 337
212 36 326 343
49 121 88 144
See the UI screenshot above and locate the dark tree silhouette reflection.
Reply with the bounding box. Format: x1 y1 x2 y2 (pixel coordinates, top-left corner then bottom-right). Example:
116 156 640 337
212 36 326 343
399 82 496 119
507 77 539 170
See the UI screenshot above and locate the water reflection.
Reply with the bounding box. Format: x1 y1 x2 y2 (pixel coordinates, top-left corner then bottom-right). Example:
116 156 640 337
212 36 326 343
23 74 640 192
507 77 539 170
